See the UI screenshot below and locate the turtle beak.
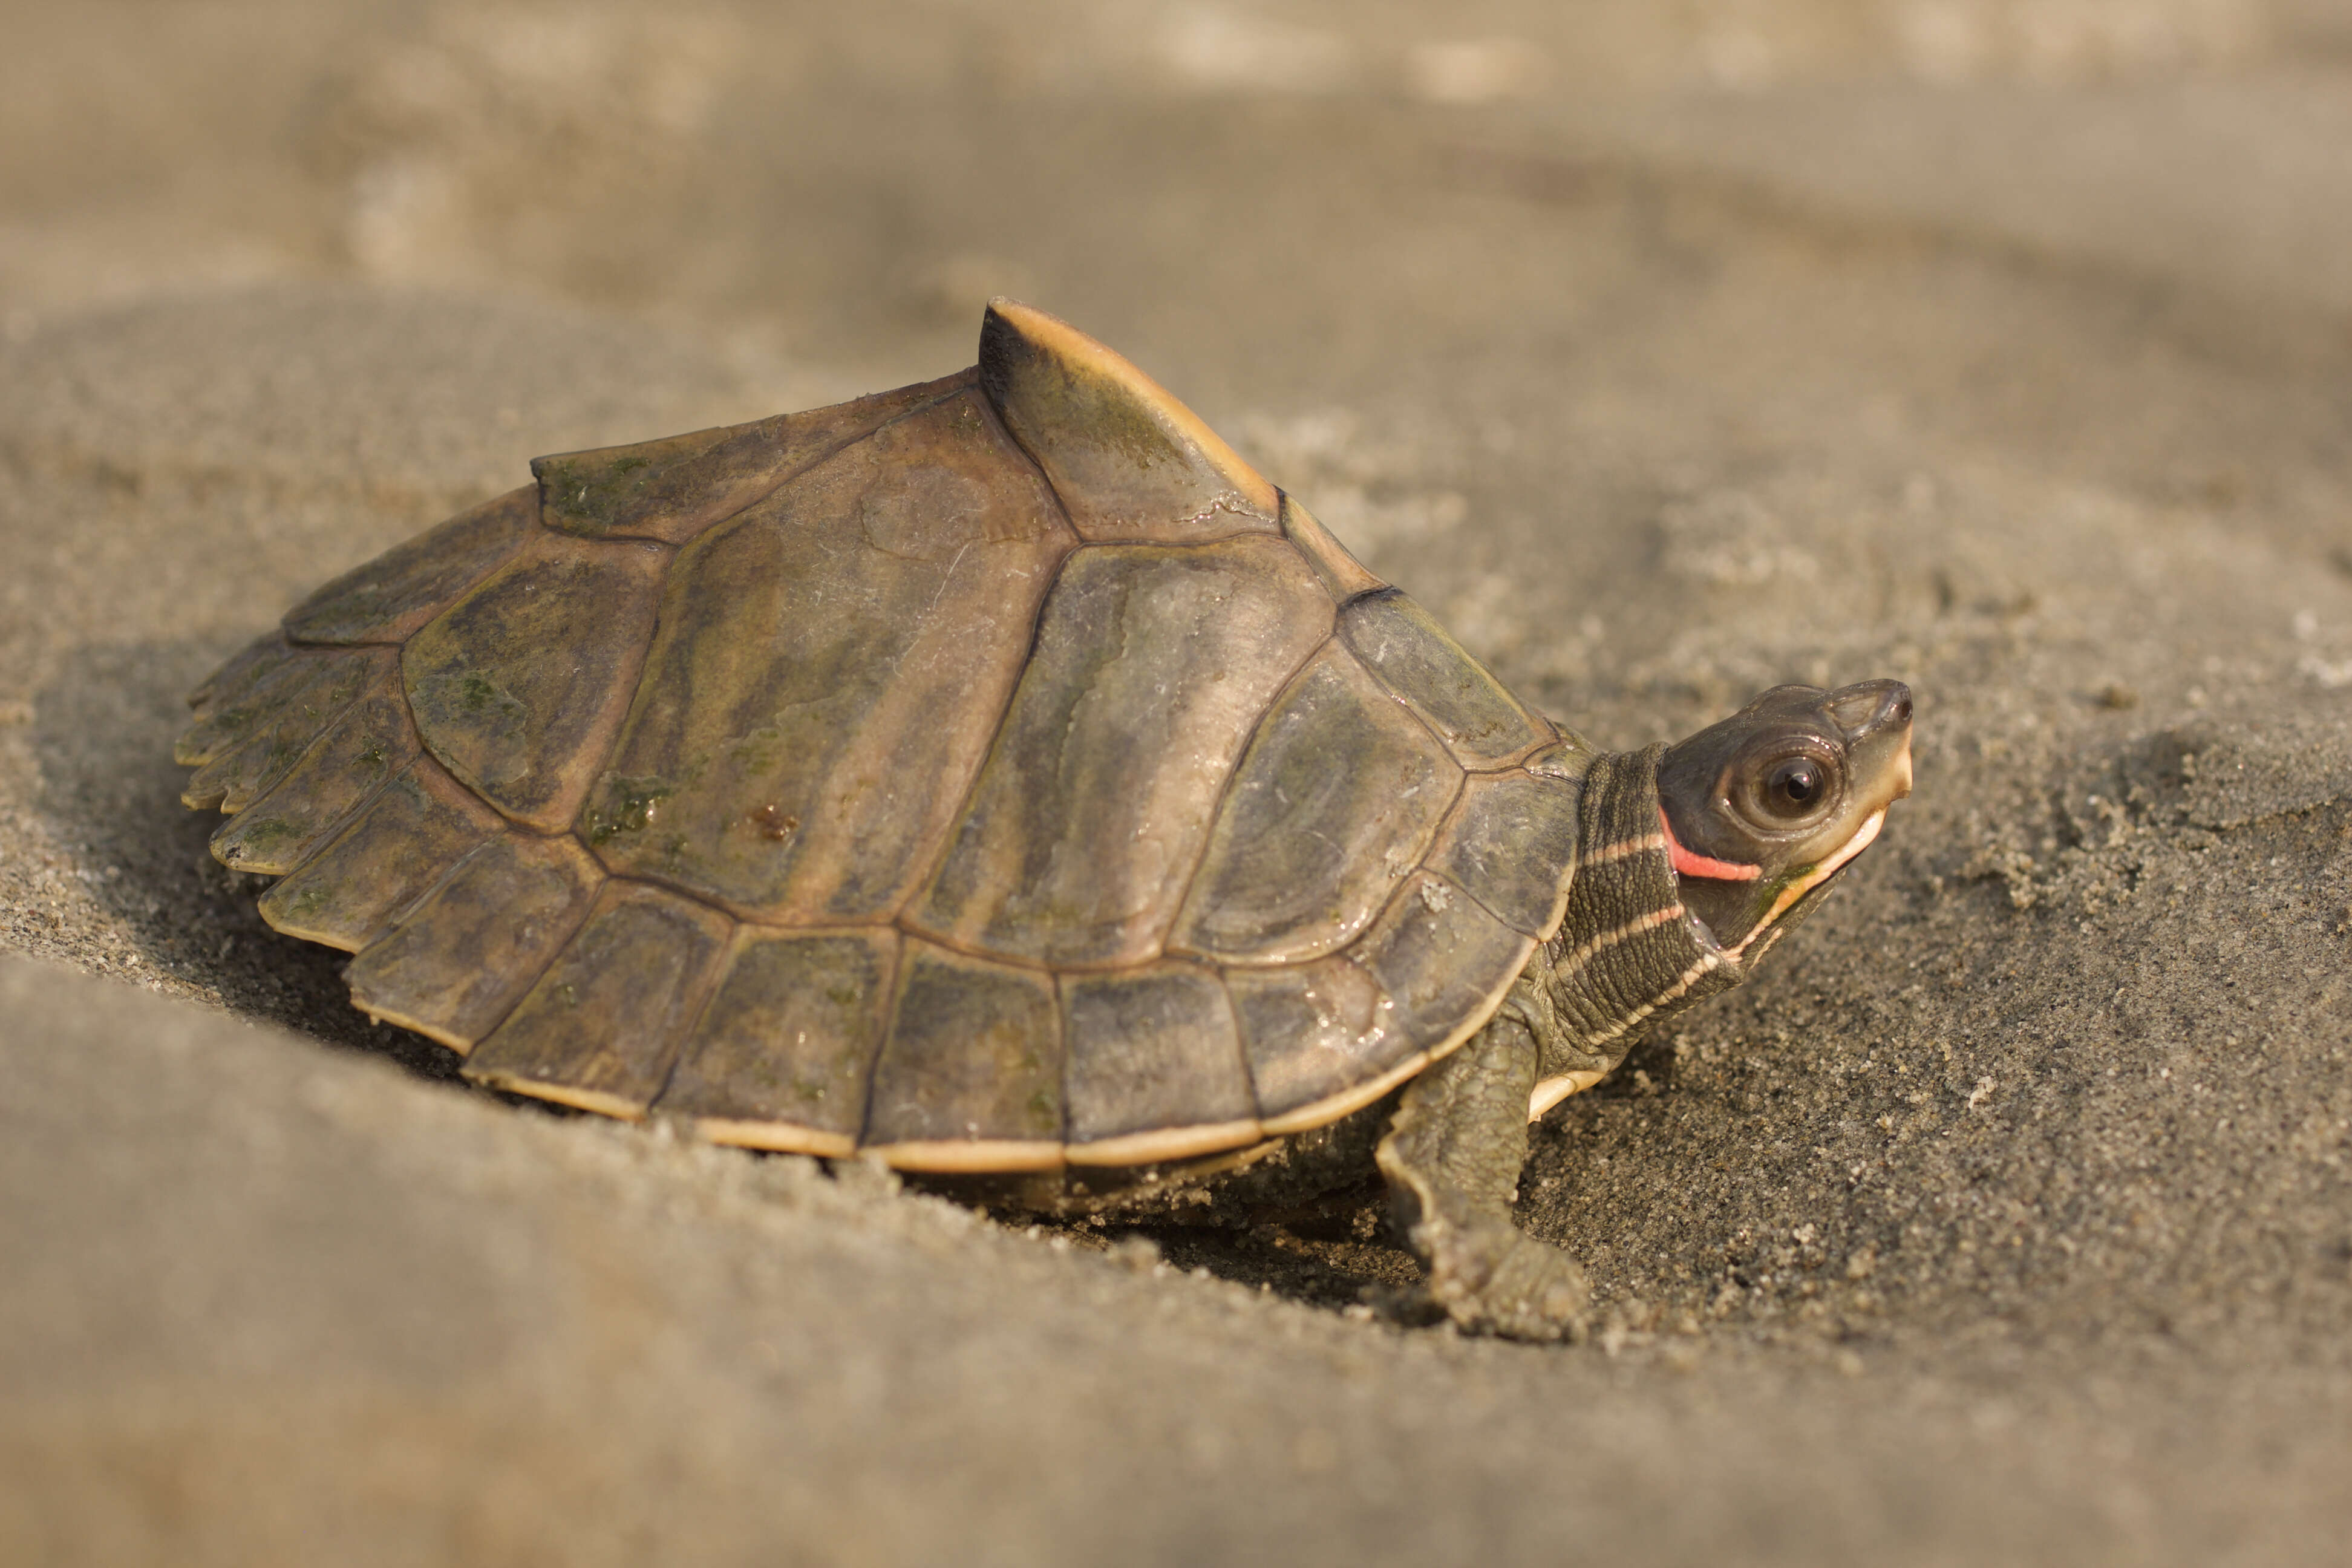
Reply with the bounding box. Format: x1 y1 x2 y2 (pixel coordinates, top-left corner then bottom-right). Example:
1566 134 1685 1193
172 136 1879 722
1828 680 1913 803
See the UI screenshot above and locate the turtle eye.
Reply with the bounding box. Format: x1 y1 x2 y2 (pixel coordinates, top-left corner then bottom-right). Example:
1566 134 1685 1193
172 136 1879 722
1765 757 1823 815
1735 748 1840 829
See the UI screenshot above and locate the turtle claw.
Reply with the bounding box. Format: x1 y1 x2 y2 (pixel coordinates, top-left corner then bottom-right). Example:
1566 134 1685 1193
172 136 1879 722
1407 1215 1591 1342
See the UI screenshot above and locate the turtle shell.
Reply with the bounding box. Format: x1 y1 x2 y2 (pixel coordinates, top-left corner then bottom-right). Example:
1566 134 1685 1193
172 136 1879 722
178 301 1592 1171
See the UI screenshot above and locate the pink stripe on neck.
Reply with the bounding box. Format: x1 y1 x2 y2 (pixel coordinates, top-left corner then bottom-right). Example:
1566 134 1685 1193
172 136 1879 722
1659 806 1762 881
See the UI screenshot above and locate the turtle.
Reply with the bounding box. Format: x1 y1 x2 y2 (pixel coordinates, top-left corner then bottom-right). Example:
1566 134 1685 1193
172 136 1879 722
175 298 1913 1339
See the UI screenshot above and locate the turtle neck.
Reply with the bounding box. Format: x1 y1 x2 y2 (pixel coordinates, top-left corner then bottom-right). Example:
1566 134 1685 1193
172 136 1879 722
1514 744 1746 1111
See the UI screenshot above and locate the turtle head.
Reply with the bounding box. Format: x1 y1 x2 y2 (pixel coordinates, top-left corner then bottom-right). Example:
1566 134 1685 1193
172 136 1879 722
1655 680 1913 960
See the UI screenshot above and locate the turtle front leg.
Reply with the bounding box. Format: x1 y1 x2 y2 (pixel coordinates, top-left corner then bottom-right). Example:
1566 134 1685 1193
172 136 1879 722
1375 1010 1589 1341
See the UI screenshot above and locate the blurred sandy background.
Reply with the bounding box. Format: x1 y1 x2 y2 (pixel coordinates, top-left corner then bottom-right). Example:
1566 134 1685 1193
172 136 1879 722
5 4 2352 1564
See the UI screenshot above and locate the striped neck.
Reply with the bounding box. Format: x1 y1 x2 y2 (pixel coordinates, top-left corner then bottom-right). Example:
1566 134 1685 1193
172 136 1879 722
1530 746 1745 1089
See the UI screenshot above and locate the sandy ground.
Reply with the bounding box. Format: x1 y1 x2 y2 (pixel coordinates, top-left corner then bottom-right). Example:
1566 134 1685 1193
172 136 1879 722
5 3 2352 1563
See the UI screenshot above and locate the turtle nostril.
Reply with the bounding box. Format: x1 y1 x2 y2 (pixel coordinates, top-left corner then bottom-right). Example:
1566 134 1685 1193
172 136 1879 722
1885 687 1913 727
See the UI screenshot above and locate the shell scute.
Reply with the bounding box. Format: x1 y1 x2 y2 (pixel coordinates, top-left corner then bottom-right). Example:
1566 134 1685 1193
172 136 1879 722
581 387 1074 919
863 940 1065 1166
1171 642 1460 965
909 534 1334 967
658 927 899 1153
209 670 421 875
345 830 604 1051
465 880 736 1118
1424 766 1590 939
183 633 300 737
978 299 1278 544
403 529 667 832
1060 963 1258 1162
256 757 505 952
534 368 978 544
1226 955 1399 1126
1349 870 1532 1058
282 485 535 646
177 638 335 767
1338 590 1550 766
180 647 396 812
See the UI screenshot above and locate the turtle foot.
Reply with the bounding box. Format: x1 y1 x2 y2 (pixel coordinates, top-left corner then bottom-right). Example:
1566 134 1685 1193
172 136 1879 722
1405 1215 1590 1342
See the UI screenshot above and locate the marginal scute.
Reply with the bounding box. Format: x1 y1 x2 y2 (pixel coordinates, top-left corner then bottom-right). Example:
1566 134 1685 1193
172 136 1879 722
404 529 668 832
1226 955 1399 1125
345 831 603 1051
910 535 1333 967
978 298 1278 544
1060 964 1257 1160
258 758 505 952
658 927 899 1154
1171 642 1460 965
862 940 1064 1162
1350 870 1532 1057
1424 768 1587 938
180 648 396 812
1338 590 1550 766
1279 492 1383 602
210 672 421 875
282 486 535 645
177 639 335 768
535 369 978 543
582 387 1074 920
183 633 299 735
465 881 735 1119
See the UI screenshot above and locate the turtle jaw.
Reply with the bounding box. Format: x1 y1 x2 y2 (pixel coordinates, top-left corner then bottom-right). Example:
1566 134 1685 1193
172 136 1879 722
1728 804 1886 960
